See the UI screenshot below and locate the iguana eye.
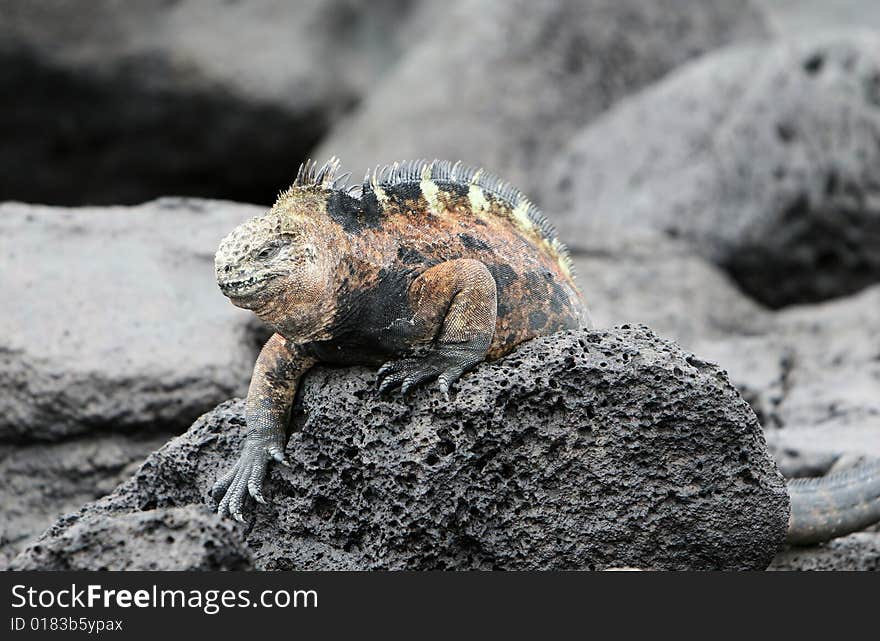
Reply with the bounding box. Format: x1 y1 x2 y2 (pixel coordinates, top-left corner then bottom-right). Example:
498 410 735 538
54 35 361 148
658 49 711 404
255 243 281 261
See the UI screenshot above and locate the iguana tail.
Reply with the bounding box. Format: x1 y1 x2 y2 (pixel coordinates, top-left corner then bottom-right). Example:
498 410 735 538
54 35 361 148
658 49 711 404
786 459 880 545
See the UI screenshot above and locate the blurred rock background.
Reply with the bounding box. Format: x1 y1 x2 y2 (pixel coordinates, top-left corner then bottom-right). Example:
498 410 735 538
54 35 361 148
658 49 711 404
0 0 878 569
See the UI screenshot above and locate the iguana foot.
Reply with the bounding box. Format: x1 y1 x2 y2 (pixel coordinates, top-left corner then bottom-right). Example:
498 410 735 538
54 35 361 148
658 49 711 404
212 440 287 522
376 348 482 397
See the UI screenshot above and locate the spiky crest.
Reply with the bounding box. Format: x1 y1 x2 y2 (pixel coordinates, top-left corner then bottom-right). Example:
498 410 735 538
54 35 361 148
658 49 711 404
276 157 575 279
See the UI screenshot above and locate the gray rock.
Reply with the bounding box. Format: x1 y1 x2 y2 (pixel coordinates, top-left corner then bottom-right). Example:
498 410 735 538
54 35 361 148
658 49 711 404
570 226 769 348
0 433 172 569
765 422 880 466
547 32 880 307
769 532 880 571
769 447 840 480
763 0 880 36
10 506 252 571
694 285 880 445
567 226 880 490
13 327 790 571
689 284 880 544
0 0 430 205
0 198 266 441
312 0 768 197
826 453 879 475
565 223 880 527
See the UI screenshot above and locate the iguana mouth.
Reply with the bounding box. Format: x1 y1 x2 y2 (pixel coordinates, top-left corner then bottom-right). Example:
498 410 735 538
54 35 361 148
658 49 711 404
218 272 277 299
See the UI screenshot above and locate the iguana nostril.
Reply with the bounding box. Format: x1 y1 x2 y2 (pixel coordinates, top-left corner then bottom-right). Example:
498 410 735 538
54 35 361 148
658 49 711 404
224 265 232 273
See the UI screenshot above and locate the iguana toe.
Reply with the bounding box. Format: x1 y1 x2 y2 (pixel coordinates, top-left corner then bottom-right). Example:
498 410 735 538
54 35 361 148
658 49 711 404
269 446 289 467
377 350 480 396
214 443 274 521
211 465 237 501
376 358 419 394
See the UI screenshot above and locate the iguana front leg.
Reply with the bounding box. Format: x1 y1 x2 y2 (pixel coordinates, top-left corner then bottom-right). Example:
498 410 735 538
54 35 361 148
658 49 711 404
212 333 315 522
377 258 497 396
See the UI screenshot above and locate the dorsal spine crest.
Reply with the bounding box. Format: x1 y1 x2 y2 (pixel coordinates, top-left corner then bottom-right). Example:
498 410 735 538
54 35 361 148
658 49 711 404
279 157 576 279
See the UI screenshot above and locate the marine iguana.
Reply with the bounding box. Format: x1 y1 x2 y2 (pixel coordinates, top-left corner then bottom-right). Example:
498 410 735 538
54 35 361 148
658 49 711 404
211 158 587 522
211 157 880 548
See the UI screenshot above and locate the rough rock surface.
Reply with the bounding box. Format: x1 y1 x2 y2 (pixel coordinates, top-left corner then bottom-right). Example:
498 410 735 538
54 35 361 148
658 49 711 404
313 0 768 196
547 32 880 307
564 224 880 563
0 433 174 569
0 0 432 205
12 327 790 571
11 506 252 571
569 222 880 476
769 532 880 571
0 198 264 442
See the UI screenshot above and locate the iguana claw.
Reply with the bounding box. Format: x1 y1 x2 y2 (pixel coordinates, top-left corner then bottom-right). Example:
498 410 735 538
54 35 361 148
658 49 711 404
213 440 279 521
377 349 477 396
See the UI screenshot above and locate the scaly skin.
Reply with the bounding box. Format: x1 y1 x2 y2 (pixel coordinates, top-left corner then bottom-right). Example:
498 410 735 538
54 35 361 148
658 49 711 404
786 459 880 545
211 158 589 521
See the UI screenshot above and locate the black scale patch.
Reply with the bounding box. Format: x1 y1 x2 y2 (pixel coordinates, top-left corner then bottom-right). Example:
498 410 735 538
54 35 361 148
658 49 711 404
326 190 383 233
458 233 492 251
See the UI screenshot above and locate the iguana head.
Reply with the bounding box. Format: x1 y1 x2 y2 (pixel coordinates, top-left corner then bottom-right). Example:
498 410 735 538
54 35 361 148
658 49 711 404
215 159 350 339
215 213 311 302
